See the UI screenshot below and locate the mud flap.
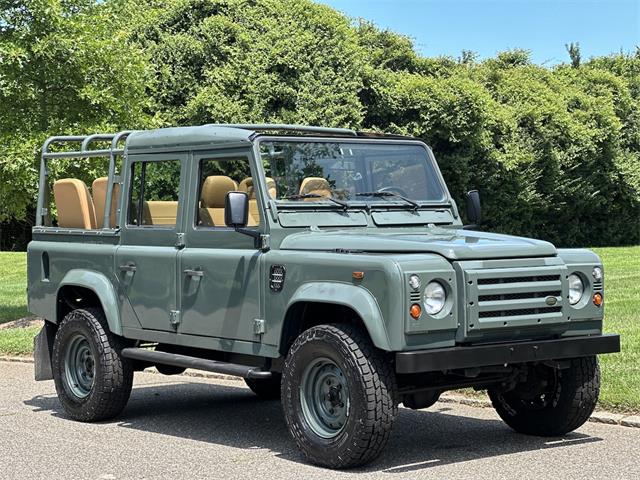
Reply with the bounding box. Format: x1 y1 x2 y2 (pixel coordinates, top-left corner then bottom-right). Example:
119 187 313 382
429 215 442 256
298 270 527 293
34 322 56 381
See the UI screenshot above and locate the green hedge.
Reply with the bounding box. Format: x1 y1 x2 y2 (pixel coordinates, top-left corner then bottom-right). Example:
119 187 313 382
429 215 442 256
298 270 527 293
1 0 638 247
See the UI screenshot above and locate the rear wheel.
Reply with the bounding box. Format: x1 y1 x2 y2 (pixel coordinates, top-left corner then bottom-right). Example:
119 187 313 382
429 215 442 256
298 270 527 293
52 308 133 422
282 324 398 469
245 373 282 400
488 356 599 436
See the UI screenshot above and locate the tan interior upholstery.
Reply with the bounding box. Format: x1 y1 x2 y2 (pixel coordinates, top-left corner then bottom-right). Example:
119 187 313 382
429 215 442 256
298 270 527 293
53 179 97 229
199 175 237 226
238 178 259 226
265 177 277 199
92 177 120 228
142 201 178 226
299 177 331 200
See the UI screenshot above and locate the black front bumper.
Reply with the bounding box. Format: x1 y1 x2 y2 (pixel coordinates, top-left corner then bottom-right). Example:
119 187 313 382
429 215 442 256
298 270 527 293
395 334 620 374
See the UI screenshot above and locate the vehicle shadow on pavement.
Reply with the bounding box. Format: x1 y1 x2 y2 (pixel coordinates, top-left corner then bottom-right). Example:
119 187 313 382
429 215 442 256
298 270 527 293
25 380 603 473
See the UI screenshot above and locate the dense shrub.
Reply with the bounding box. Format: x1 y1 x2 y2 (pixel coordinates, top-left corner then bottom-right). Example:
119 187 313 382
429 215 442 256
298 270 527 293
1 0 638 247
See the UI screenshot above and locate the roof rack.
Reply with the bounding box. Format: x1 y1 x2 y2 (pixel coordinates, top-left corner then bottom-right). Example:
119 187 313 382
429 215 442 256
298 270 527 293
36 131 133 228
213 123 358 136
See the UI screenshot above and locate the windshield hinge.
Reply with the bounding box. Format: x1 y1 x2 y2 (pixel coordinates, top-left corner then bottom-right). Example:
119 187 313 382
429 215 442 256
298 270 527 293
169 310 180 327
260 234 271 252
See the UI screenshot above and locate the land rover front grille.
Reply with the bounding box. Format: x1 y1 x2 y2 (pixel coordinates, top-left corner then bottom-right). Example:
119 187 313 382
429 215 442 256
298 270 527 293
464 265 567 332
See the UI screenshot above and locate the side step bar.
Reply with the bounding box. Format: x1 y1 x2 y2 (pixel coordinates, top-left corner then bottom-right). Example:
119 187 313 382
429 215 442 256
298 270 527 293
121 348 272 380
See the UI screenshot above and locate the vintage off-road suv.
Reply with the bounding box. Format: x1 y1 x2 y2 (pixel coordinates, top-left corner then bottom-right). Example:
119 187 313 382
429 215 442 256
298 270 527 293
28 124 619 468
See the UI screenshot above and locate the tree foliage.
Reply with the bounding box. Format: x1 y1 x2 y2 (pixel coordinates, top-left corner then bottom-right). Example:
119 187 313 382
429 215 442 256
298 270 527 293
0 0 638 247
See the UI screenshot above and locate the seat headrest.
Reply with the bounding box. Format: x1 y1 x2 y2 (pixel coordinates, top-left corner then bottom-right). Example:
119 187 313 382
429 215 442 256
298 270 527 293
265 177 277 198
299 177 331 198
239 177 278 199
201 176 237 208
238 178 256 198
53 178 97 229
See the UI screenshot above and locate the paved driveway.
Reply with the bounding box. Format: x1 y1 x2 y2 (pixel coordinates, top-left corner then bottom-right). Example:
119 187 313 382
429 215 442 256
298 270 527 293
0 361 637 480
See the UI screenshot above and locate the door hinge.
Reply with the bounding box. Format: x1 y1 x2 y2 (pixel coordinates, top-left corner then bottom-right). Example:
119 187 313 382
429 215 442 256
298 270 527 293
175 233 185 249
169 310 180 327
253 318 266 335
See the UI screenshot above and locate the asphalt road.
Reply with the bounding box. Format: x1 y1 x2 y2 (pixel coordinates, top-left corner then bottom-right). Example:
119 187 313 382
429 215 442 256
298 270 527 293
1 361 638 480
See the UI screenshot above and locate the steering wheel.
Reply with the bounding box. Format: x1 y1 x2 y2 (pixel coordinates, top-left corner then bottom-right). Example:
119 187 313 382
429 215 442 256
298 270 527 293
378 186 410 197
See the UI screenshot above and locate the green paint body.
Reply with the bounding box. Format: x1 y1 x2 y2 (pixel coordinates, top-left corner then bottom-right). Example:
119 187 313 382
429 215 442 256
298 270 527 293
27 125 605 359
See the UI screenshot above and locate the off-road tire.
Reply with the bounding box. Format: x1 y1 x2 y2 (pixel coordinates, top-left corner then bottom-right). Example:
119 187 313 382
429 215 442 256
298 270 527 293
52 308 134 422
245 373 282 400
282 324 398 469
488 356 600 436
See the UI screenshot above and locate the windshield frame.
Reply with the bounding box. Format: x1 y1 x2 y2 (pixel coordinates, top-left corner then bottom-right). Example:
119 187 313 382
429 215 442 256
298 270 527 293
253 136 452 210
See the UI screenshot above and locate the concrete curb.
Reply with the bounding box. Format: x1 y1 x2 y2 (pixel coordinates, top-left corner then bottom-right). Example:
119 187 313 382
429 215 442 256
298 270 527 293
3 356 638 429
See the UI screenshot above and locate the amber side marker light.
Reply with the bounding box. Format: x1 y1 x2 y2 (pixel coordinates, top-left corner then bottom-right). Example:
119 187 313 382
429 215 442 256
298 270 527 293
410 304 422 319
352 271 365 280
593 293 603 307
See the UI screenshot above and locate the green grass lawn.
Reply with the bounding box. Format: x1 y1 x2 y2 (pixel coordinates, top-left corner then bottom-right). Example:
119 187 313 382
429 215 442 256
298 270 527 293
593 246 640 412
0 252 28 324
0 247 638 411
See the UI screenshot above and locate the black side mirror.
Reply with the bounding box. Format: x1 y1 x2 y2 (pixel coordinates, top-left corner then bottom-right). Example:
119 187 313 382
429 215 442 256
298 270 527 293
465 190 481 228
225 191 262 246
225 191 249 228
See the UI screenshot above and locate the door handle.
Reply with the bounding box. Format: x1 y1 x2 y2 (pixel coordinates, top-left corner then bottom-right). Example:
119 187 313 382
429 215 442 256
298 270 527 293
119 264 137 273
184 269 204 278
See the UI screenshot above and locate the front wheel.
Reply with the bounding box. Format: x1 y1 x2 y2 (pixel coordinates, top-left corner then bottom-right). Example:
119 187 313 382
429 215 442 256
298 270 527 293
488 356 600 436
282 324 398 469
52 308 134 422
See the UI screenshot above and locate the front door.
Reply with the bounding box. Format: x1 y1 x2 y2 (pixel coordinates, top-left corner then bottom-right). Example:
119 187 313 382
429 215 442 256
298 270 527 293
116 153 188 332
178 150 263 342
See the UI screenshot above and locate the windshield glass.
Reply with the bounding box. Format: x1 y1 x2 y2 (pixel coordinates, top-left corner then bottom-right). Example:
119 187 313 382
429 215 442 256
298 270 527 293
259 141 446 205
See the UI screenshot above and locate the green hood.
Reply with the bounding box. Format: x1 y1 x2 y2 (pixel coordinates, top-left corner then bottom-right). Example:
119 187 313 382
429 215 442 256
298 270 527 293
279 228 557 260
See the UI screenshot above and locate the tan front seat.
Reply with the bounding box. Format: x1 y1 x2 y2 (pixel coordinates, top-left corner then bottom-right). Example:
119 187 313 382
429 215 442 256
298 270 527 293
53 179 97 229
299 177 331 199
199 175 237 226
92 177 120 228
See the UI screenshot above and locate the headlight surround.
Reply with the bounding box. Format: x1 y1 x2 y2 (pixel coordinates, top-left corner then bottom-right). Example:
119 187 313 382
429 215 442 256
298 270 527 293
424 281 446 315
568 273 584 305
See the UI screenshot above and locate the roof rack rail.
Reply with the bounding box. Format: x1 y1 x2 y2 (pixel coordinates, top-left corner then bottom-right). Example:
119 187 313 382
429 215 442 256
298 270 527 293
213 123 357 136
36 131 133 228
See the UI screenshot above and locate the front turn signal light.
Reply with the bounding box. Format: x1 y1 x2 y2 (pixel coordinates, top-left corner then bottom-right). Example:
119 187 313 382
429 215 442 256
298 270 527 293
593 293 603 307
410 304 422 319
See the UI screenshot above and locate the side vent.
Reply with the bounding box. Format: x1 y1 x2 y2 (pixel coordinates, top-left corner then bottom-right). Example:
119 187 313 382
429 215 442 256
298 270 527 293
269 265 286 292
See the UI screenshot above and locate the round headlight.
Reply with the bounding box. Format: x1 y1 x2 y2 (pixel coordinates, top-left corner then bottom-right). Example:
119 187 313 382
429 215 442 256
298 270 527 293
568 274 584 305
424 281 446 315
592 267 603 282
409 274 421 291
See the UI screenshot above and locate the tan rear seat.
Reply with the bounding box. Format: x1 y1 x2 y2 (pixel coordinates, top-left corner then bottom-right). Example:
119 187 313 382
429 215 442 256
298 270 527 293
299 177 331 200
53 179 97 229
142 201 178 226
199 175 236 226
92 177 120 228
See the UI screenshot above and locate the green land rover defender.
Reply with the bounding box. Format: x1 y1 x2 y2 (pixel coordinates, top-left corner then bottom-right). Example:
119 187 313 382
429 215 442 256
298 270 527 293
28 124 620 468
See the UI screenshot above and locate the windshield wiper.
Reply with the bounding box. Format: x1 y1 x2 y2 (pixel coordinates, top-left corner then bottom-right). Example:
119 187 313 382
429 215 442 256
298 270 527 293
281 193 349 211
355 191 420 210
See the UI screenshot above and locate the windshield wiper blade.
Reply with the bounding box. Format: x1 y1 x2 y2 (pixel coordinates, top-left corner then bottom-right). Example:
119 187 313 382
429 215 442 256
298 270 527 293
281 193 349 211
355 191 420 210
